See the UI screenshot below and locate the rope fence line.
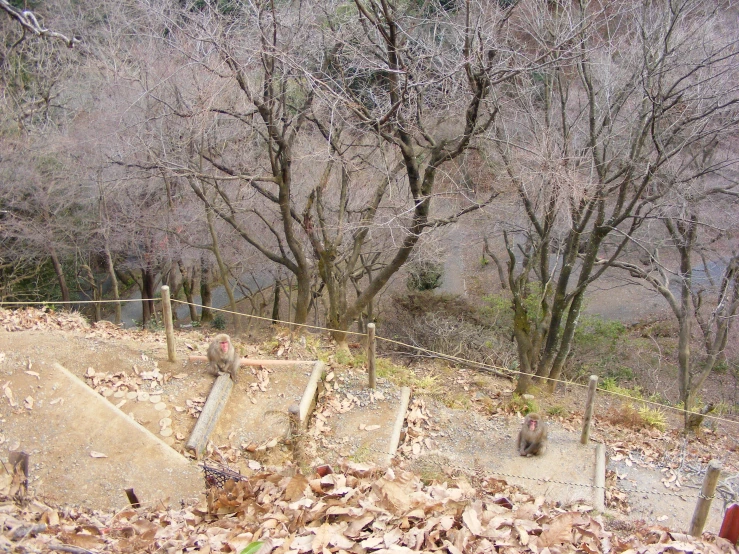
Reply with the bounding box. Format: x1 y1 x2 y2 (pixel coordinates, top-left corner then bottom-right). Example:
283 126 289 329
170 299 370 338
2 297 738 429
0 298 145 305
175 300 739 430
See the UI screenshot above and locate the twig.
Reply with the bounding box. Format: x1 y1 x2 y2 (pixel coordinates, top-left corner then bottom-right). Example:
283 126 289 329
50 544 95 554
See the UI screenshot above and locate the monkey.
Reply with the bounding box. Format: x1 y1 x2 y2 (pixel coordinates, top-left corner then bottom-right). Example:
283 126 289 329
517 413 548 456
206 334 239 383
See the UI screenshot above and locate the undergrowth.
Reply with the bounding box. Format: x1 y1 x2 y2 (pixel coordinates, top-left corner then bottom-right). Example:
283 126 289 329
604 404 666 431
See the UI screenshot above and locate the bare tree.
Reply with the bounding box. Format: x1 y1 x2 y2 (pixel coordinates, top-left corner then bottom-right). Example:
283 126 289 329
0 0 79 48
0 137 87 302
484 0 739 393
606 164 739 431
144 0 588 349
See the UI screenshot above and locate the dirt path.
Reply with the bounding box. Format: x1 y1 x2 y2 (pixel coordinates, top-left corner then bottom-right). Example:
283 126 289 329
208 361 313 461
0 330 311 509
0 330 203 511
609 451 726 533
401 398 598 504
310 369 404 466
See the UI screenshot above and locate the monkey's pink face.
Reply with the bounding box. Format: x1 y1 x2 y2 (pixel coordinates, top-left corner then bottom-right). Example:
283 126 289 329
528 420 537 431
219 341 229 353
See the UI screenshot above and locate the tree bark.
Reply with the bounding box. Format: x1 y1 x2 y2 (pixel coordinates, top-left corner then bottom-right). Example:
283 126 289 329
200 257 213 324
141 267 156 327
104 244 121 325
271 279 280 324
49 247 70 303
206 207 239 331
80 264 101 322
178 260 198 322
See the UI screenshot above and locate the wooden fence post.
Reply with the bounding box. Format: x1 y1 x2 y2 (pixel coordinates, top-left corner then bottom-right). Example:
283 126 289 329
161 286 176 362
580 375 598 445
367 323 376 389
689 460 721 537
288 403 300 438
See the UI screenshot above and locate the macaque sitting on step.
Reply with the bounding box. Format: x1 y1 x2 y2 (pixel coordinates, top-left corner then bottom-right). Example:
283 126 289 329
206 333 239 383
517 413 547 456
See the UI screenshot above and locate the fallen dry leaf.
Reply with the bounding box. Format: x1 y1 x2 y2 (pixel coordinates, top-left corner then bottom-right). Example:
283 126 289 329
4 386 16 407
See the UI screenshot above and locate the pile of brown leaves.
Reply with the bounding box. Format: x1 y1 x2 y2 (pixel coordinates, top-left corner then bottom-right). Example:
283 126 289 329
398 398 434 458
2 461 736 553
0 307 89 333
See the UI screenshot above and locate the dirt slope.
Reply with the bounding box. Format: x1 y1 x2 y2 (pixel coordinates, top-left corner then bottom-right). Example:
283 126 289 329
0 329 203 510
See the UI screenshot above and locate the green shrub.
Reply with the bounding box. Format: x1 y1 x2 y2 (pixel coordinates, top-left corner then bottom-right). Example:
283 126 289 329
507 394 538 415
574 316 626 349
212 314 226 330
406 261 443 291
546 405 567 417
600 378 643 400
637 404 667 431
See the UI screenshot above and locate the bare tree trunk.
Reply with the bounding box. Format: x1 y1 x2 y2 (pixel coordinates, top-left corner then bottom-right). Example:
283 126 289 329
200 257 213 324
80 264 102 322
141 268 156 327
178 260 198 322
291 270 311 330
49 247 70 303
513 303 536 395
206 207 239 331
104 244 121 324
271 279 280 324
286 276 294 326
686 403 715 434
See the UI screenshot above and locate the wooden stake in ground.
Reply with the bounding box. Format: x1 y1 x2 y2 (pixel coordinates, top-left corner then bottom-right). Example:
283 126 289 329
185 374 234 459
689 460 721 537
580 375 598 445
367 323 376 389
161 286 176 362
594 443 606 512
125 488 141 508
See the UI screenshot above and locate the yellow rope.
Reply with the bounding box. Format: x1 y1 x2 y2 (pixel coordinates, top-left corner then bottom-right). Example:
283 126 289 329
168 301 739 429
170 299 369 337
0 298 142 305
